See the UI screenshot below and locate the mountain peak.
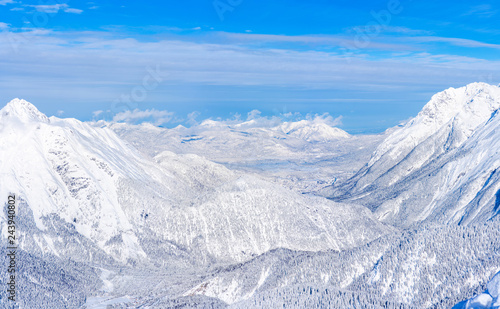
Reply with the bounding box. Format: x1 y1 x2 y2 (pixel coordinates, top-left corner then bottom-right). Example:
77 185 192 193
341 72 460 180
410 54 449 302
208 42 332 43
1 98 50 123
280 120 350 142
422 82 500 119
371 82 500 162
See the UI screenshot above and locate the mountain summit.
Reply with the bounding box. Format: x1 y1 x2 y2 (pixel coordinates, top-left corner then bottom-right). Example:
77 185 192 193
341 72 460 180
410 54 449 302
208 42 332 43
328 82 500 227
1 98 50 123
279 120 350 142
370 82 500 166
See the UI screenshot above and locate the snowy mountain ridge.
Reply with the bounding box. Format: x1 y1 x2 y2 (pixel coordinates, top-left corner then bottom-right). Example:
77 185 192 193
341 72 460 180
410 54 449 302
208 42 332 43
108 110 370 197
0 99 389 268
328 82 500 227
279 119 350 142
1 98 50 123
193 113 350 142
370 82 500 177
0 99 154 263
2 84 500 308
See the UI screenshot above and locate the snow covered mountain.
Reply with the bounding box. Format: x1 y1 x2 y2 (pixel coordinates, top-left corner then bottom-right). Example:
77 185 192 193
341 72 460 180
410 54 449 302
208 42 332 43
109 117 381 195
278 119 350 142
180 217 500 308
327 83 500 227
118 216 500 308
110 115 351 162
0 99 389 268
2 85 499 309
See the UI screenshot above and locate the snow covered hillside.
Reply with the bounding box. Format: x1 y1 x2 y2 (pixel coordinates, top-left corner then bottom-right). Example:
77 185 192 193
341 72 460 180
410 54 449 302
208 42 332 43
0 99 390 265
90 216 500 308
182 217 500 308
328 83 500 227
0 99 394 307
1 83 500 308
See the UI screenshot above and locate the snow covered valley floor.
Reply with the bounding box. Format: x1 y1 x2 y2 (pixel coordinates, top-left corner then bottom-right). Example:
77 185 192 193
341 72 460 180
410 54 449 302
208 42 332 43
1 82 500 308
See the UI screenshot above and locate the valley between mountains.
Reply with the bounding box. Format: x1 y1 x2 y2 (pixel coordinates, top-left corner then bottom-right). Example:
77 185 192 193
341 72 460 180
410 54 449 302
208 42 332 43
1 82 499 308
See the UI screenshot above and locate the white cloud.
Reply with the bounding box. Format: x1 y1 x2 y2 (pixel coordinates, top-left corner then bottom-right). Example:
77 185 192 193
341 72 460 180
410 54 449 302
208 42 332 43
113 109 175 126
222 32 407 52
246 110 261 120
307 113 343 127
0 0 15 5
0 29 498 112
92 110 103 118
64 7 83 14
409 36 500 50
25 4 83 14
26 4 64 13
186 111 200 126
56 110 64 116
195 111 344 131
221 31 500 52
349 25 432 35
463 4 497 18
0 22 9 30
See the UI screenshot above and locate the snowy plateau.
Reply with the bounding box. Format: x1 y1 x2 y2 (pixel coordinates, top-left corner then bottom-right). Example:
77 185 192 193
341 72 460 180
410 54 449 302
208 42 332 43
0 82 499 308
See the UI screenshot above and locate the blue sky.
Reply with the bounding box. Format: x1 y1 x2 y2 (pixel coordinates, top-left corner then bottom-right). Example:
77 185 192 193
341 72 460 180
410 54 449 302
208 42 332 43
0 0 499 133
